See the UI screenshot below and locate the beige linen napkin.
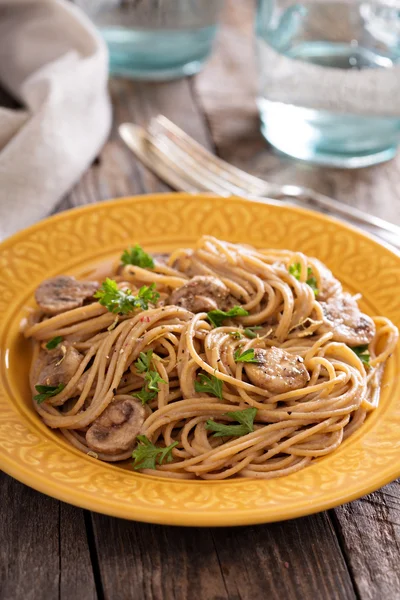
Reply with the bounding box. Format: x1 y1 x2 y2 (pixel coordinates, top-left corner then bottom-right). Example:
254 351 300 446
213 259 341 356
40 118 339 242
0 0 112 240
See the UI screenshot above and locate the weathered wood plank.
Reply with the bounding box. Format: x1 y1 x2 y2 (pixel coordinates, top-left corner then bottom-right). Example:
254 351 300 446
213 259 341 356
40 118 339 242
60 504 98 600
0 473 59 600
332 482 400 600
0 473 96 600
211 516 356 600
91 513 356 600
91 518 229 600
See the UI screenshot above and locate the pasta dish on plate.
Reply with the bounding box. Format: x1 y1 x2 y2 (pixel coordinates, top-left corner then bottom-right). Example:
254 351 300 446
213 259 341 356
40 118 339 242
24 236 398 480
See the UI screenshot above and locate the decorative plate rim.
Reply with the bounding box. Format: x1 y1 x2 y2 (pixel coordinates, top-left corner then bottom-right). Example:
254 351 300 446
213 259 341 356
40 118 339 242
0 193 399 527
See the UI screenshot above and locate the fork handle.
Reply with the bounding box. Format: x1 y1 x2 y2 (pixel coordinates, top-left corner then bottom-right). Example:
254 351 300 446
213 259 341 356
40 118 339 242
262 184 400 249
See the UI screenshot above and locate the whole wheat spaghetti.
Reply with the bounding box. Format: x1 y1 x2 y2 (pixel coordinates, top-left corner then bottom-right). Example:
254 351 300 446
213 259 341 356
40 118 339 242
24 236 398 480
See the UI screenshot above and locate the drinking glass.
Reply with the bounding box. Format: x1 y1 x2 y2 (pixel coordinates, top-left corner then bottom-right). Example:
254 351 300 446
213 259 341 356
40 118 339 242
77 0 223 80
255 0 400 167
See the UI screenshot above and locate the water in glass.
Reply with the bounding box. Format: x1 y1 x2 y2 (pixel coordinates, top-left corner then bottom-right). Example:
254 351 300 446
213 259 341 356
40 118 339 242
77 0 223 80
256 1 400 167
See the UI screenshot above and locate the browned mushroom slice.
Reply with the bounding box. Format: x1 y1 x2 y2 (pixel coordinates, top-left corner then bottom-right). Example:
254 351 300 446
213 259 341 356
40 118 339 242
35 276 99 315
318 292 375 345
35 345 83 404
168 275 230 313
244 347 309 394
86 398 146 455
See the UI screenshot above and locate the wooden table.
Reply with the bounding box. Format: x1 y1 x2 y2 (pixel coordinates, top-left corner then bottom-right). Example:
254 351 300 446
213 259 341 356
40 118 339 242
1 2 400 599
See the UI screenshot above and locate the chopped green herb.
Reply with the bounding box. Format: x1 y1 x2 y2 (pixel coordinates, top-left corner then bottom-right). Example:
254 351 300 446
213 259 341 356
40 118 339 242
145 370 167 393
134 284 159 310
206 407 257 437
350 344 370 366
94 278 159 314
207 305 249 328
306 270 318 296
34 383 65 404
121 244 154 269
135 350 154 373
289 263 319 296
46 336 63 350
244 326 262 339
194 373 223 400
133 387 157 405
234 348 259 363
132 435 178 470
229 331 243 339
288 263 302 279
133 351 166 404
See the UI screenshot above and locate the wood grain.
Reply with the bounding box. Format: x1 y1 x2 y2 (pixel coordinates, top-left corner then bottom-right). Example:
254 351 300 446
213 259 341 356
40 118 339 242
91 513 355 600
333 483 400 599
0 473 96 600
0 473 59 600
60 505 97 600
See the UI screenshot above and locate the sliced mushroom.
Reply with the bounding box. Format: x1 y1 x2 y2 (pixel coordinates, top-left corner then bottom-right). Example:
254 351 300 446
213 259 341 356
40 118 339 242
244 347 310 394
318 292 375 345
38 346 83 386
35 276 99 315
86 397 146 455
312 259 342 301
168 275 230 312
36 345 83 404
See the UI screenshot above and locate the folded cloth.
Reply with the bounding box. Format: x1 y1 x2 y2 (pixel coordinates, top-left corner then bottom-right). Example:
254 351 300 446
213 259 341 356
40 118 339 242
0 0 112 240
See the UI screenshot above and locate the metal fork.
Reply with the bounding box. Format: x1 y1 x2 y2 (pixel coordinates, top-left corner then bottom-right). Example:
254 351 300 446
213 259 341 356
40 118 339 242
119 116 400 249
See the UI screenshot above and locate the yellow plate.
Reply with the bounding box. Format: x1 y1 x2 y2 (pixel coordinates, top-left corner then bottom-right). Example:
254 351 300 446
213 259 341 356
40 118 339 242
1 193 399 526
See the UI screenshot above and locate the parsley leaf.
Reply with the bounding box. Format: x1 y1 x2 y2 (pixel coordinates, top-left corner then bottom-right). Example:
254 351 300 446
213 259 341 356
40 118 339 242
194 373 223 400
121 244 154 269
206 407 257 437
133 387 157 405
244 326 262 339
207 305 249 328
145 370 167 392
234 348 259 363
133 351 166 404
350 344 370 366
306 270 318 296
135 350 153 373
46 336 63 350
132 435 178 470
288 263 302 279
134 284 160 310
288 263 318 296
94 279 159 314
34 383 65 404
